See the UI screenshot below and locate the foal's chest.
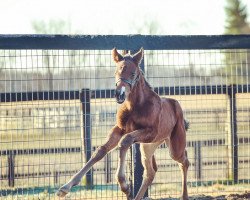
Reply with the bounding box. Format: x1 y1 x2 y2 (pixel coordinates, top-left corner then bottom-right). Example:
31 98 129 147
125 110 153 132
117 101 156 132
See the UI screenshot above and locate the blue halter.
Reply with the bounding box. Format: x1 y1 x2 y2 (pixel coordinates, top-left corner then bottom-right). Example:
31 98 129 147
115 74 140 89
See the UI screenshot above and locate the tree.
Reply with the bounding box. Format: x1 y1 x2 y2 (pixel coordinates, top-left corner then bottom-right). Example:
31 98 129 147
31 19 72 34
32 19 72 90
225 0 250 34
133 19 163 84
224 0 250 84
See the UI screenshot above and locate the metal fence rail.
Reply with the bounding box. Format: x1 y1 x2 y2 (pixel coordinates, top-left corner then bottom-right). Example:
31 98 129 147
0 35 250 199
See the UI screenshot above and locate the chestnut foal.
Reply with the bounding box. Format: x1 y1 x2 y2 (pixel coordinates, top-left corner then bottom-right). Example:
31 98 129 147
57 48 189 200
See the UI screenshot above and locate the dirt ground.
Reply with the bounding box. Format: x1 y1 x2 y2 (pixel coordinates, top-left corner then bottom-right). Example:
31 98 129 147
189 192 250 200
152 192 250 200
184 192 250 200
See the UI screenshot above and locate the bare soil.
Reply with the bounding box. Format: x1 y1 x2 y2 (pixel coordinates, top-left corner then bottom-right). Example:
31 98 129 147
152 192 250 200
188 192 250 200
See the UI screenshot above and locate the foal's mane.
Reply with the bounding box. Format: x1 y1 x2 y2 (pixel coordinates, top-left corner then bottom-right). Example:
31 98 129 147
139 68 152 90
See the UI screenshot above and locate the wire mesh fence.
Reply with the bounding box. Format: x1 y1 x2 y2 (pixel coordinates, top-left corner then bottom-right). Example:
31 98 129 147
0 35 250 199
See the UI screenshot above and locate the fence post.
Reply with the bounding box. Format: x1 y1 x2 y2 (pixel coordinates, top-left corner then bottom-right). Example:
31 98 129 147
227 84 238 183
132 144 148 197
194 141 201 180
122 49 136 196
80 89 93 187
121 49 147 198
54 171 59 186
131 50 148 198
105 153 111 183
8 151 15 187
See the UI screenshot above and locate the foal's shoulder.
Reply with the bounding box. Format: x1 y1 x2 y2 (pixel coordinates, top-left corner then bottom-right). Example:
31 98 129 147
116 103 130 129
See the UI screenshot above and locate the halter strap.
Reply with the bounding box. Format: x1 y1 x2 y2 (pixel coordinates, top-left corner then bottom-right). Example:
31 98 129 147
116 74 140 89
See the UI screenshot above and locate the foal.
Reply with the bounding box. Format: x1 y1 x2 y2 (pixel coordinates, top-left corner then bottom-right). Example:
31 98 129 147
57 48 189 200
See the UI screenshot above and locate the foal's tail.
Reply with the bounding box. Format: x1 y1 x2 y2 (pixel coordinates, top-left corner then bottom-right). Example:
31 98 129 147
184 119 190 131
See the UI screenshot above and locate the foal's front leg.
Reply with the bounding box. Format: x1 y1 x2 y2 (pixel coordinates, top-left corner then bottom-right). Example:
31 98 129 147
57 126 123 197
116 128 155 200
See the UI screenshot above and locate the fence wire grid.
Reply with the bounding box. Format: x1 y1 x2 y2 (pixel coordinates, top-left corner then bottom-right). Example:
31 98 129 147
0 36 250 200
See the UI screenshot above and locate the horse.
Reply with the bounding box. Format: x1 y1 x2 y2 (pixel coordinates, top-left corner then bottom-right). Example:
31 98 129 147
57 48 189 200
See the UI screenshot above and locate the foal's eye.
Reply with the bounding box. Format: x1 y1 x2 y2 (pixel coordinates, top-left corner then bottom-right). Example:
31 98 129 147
131 72 136 78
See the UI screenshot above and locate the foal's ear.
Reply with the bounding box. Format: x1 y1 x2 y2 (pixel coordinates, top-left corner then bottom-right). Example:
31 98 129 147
112 48 123 63
132 48 144 65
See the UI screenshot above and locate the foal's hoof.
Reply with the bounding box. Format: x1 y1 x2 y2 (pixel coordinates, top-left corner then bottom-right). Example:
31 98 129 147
56 186 70 197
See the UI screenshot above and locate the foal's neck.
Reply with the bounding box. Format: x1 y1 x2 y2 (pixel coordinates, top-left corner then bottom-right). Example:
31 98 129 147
126 76 151 110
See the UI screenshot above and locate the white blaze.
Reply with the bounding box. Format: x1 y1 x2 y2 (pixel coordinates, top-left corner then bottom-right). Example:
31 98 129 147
120 86 125 96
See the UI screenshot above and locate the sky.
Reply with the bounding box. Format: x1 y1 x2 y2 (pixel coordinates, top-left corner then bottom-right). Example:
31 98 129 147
0 0 250 35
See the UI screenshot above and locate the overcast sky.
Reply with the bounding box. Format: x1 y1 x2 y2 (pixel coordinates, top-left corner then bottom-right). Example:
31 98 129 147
0 0 250 35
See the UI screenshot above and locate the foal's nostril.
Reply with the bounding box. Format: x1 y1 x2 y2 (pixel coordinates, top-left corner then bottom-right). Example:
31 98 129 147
115 87 126 103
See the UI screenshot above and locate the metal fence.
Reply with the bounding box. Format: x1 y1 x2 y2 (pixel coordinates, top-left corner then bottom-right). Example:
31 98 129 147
0 35 250 199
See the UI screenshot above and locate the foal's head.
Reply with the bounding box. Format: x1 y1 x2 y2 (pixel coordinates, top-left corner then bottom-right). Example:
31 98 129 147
112 48 143 104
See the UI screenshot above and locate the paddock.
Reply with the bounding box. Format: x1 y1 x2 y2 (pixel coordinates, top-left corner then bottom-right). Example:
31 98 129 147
0 35 250 199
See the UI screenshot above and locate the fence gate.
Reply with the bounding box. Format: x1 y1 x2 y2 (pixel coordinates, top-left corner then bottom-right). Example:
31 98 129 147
0 35 250 199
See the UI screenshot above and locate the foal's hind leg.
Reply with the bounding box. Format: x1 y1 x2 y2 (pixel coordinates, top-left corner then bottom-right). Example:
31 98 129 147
167 121 189 200
134 142 161 200
176 150 189 200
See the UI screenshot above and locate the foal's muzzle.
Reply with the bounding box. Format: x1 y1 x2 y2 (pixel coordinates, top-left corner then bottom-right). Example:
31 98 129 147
115 86 126 104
